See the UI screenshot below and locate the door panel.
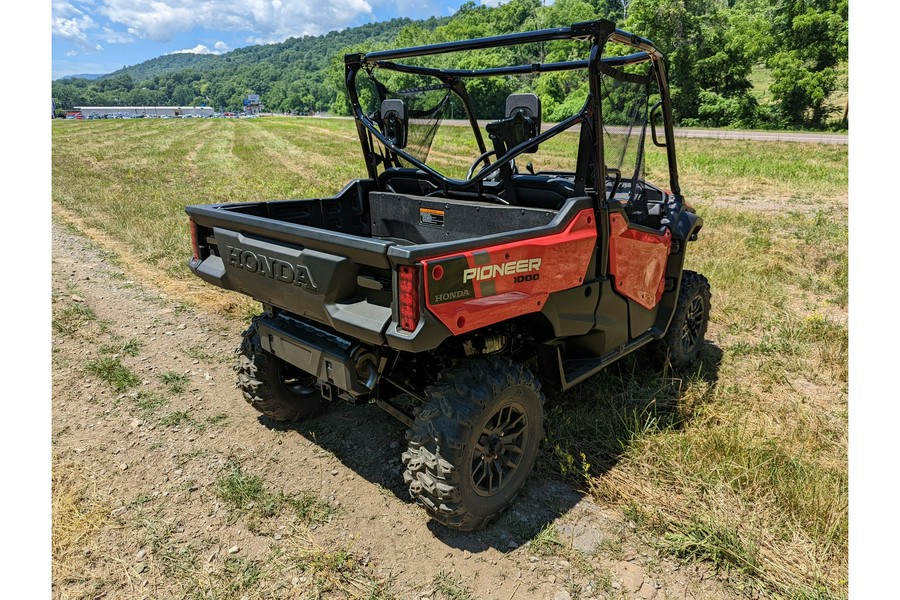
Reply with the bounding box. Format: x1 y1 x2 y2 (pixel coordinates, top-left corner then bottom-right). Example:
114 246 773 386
608 212 671 311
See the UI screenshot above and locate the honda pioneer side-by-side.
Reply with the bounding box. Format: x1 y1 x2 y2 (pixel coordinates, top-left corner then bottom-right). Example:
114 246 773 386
186 19 710 531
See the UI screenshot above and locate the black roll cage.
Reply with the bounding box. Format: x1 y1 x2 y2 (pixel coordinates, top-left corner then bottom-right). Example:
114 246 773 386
344 18 681 201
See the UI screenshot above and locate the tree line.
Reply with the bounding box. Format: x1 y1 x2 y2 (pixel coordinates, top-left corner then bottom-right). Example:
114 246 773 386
52 0 847 130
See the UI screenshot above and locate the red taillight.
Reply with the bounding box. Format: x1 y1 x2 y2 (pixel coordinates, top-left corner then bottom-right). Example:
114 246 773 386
398 265 420 332
189 219 201 261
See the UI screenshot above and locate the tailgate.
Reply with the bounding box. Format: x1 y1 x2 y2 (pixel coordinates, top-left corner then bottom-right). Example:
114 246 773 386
188 207 395 345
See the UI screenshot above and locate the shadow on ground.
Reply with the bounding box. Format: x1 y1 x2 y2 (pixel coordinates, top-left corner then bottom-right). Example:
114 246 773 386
260 339 724 554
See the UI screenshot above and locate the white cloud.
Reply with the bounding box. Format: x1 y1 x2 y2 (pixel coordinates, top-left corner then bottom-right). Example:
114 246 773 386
169 41 229 55
97 0 374 43
473 0 547 5
246 35 281 45
170 44 218 55
66 50 78 56
102 26 134 44
52 1 99 50
52 0 82 18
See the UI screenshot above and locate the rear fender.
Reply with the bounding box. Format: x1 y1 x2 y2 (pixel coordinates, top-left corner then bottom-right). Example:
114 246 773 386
420 209 597 336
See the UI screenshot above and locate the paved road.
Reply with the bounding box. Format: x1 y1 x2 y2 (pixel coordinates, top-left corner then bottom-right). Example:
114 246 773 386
669 127 847 144
308 115 847 144
437 119 848 144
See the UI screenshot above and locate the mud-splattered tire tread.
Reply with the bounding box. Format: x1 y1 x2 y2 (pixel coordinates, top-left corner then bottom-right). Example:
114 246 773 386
402 357 544 531
656 270 711 370
234 316 325 422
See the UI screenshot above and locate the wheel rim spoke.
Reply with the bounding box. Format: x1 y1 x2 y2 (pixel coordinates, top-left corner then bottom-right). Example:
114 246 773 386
502 456 519 470
473 463 488 488
499 431 522 445
471 401 528 496
681 296 705 352
501 413 525 432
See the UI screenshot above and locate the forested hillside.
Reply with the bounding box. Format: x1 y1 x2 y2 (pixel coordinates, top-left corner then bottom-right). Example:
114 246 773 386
51 0 848 130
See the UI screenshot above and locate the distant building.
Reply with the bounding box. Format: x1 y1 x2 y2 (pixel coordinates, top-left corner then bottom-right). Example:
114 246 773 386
74 106 215 118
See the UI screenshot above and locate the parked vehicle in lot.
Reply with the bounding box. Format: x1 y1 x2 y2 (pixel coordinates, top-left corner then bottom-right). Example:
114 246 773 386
186 18 710 530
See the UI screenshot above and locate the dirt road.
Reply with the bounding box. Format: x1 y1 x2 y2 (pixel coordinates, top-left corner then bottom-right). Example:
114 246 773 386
51 220 737 599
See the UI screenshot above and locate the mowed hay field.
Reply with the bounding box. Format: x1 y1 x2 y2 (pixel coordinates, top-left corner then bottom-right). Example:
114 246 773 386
52 117 848 598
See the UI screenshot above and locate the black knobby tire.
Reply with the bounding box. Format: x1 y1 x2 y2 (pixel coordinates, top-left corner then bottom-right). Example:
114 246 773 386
658 271 711 369
402 357 545 531
234 316 326 422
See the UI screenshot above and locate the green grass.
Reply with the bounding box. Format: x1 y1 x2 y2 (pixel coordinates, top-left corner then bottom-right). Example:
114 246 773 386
52 118 846 293
215 463 337 526
85 356 140 391
52 116 847 598
99 338 142 357
205 413 228 425
529 523 564 557
749 62 848 127
663 518 759 576
748 64 775 105
133 390 168 415
128 492 155 509
432 572 475 600
158 410 193 428
160 371 190 394
52 301 97 334
184 344 212 360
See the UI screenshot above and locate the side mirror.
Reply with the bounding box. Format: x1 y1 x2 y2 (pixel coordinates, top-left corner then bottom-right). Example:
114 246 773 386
650 100 666 148
506 94 541 153
381 99 408 149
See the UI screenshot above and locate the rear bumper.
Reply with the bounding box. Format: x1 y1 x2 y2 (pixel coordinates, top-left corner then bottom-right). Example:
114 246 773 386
255 314 376 398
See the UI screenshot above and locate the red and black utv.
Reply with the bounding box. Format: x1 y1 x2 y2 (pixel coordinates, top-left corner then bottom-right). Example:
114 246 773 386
186 19 710 530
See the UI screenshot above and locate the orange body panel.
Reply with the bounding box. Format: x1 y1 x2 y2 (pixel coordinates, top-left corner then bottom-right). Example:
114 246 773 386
422 209 598 335
608 213 671 310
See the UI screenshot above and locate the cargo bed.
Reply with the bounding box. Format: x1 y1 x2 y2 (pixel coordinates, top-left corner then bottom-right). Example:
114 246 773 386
187 179 592 350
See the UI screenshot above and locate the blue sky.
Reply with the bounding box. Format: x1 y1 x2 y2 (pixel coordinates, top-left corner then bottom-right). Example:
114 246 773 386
51 0 505 79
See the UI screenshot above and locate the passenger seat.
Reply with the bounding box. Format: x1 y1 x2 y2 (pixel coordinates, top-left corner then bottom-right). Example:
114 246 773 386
510 174 576 210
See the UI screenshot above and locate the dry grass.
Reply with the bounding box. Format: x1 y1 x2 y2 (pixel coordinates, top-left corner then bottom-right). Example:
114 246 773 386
52 454 112 586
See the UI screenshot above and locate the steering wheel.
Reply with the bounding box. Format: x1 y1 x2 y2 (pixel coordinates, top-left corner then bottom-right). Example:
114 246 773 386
466 149 497 180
